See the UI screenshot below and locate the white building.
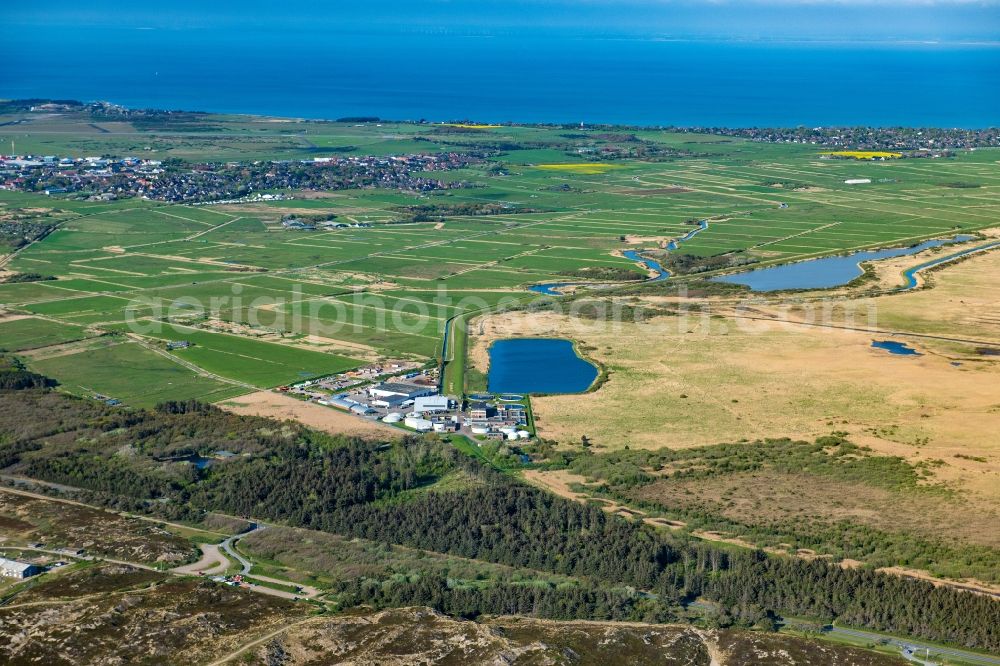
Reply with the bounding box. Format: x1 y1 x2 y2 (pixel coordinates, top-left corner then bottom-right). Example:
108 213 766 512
370 394 410 409
368 382 436 401
404 416 433 432
413 395 452 413
0 557 42 579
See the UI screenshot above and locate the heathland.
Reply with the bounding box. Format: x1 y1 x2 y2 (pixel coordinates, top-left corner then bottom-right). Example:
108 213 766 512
0 384 996 663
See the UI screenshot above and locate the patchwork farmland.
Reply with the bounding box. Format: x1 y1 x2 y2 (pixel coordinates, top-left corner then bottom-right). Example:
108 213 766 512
2 117 999 405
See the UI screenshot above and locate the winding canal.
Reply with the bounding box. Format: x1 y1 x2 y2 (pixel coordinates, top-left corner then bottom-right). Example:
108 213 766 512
530 220 706 295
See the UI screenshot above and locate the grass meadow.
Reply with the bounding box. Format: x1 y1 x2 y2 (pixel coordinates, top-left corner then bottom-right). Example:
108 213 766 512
28 340 252 407
0 317 91 352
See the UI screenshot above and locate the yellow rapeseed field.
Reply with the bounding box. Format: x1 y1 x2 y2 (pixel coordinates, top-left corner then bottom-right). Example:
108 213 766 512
535 163 621 175
821 150 903 159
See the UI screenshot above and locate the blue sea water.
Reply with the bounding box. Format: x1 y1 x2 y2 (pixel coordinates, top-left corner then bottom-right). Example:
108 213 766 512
488 338 598 394
1 27 998 127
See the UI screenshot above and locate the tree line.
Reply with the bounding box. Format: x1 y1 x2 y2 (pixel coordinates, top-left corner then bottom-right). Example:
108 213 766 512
0 386 996 651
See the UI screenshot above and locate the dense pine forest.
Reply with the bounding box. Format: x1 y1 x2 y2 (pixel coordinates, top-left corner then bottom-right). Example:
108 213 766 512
0 384 997 652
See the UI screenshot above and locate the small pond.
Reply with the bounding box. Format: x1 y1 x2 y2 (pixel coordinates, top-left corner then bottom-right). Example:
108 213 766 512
711 235 974 292
168 454 214 469
488 338 598 394
872 340 922 356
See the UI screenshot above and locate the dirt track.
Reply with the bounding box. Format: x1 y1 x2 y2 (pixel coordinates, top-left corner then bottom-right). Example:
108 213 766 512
172 543 228 576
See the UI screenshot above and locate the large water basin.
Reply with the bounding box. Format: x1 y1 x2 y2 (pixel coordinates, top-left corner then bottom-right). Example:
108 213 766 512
711 235 974 292
488 338 598 394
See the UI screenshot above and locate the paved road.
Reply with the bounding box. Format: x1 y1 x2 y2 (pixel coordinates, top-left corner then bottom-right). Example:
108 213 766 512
0 490 316 604
827 625 1000 666
220 525 262 575
171 542 228 576
688 602 999 666
0 481 230 539
2 541 315 603
218 526 323 600
0 546 159 573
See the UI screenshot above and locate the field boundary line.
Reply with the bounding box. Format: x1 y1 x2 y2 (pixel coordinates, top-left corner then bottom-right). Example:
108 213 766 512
125 333 261 390
151 209 217 226
723 313 1000 347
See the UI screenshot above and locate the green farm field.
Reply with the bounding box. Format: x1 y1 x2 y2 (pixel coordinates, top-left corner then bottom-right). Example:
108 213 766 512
0 316 91 352
27 340 251 407
116 324 362 388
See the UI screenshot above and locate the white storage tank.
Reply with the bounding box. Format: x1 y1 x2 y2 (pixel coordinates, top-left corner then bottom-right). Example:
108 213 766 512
517 430 531 439
470 425 490 435
382 413 403 423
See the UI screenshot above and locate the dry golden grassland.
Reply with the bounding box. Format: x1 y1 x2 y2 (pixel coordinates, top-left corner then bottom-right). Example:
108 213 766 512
475 311 1000 466
217 390 401 439
471 248 1000 505
630 469 1000 550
